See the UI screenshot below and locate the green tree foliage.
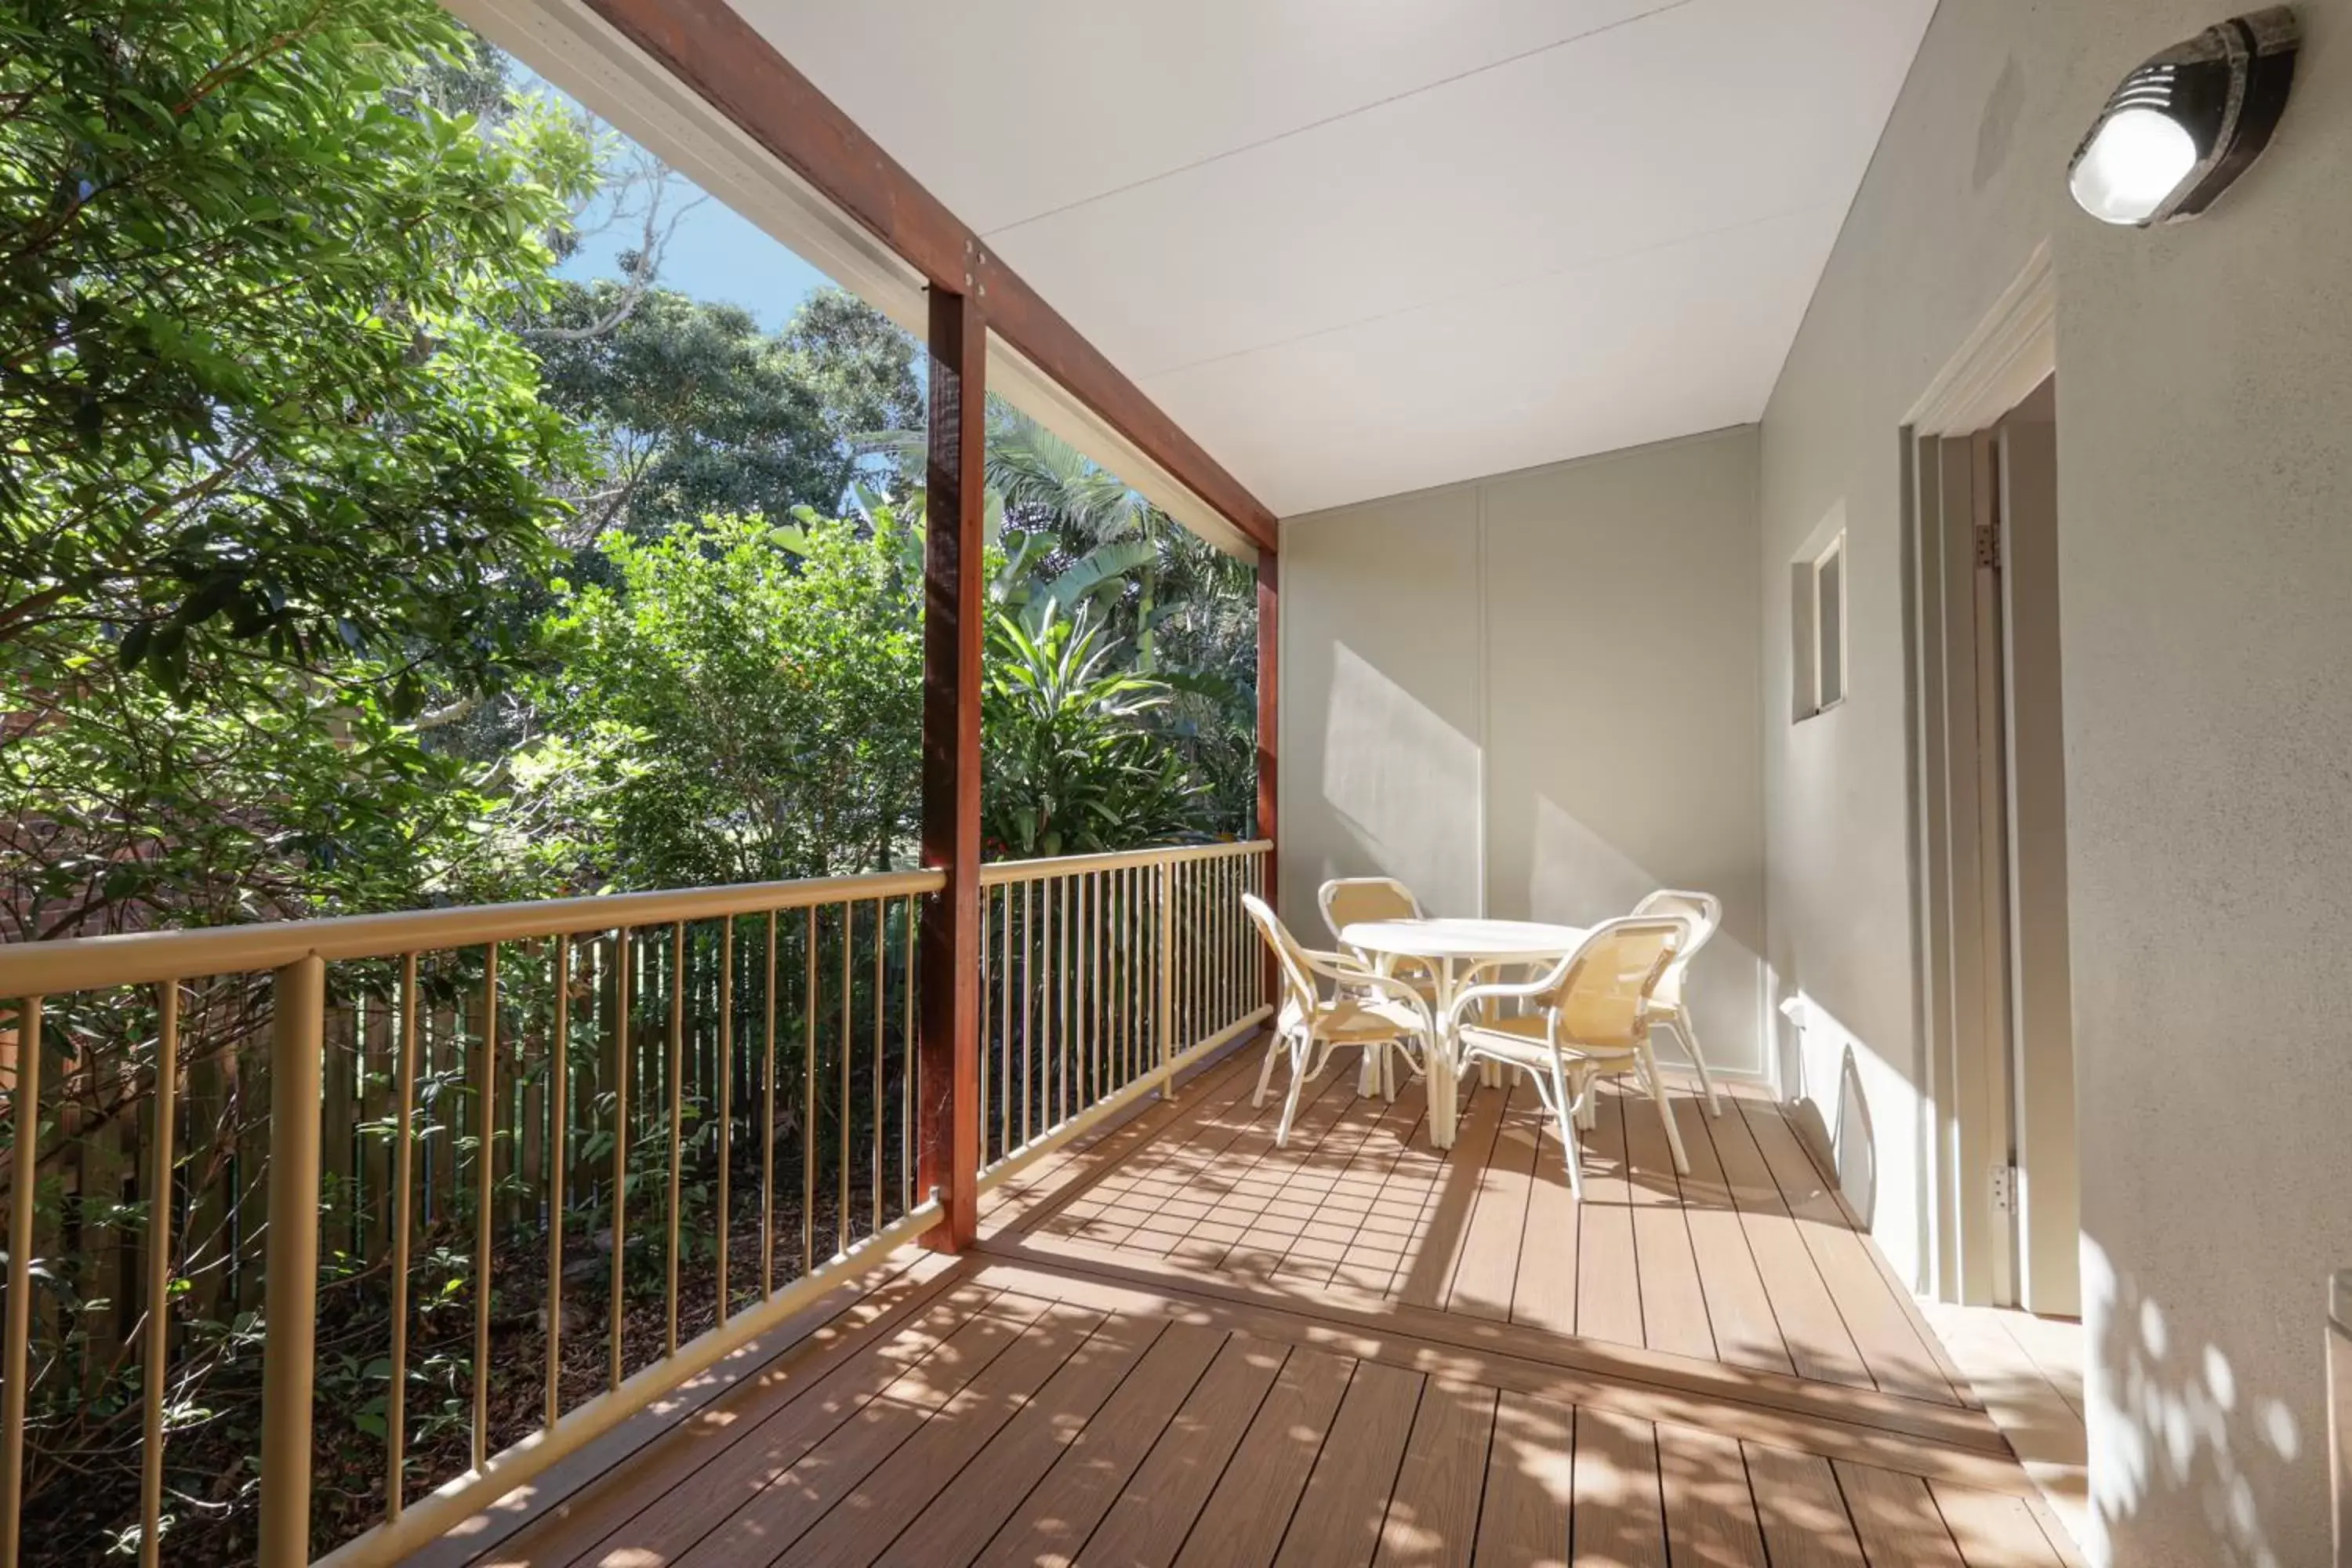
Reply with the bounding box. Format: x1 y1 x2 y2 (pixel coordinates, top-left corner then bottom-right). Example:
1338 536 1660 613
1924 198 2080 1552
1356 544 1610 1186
490 507 1220 888
0 0 596 941
493 511 923 891
0 0 593 704
982 608 1202 858
529 284 920 546
976 408 1261 834
780 286 925 462
0 3 601 1557
866 401 1263 834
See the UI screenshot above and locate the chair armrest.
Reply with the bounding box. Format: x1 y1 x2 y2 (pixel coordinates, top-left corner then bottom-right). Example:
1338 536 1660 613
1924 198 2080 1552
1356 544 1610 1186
1445 949 1577 1028
1301 952 1433 1029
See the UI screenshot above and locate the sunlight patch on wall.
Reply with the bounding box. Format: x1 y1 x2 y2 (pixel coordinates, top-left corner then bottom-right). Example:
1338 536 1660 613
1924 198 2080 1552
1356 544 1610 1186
2081 1236 2299 1568
1321 641 1483 915
1780 988 1927 1287
1527 793 1656 925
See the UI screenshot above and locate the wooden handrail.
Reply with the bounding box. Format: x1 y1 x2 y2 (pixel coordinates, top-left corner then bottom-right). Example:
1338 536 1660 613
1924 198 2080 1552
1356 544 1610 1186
0 867 946 994
978 838 1272 886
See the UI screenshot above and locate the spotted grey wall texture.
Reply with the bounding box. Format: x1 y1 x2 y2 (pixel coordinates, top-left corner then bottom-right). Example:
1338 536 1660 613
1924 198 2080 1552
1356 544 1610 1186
1760 3 2352 1564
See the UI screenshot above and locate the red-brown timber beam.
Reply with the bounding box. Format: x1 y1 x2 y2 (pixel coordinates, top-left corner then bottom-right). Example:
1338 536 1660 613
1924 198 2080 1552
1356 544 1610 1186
580 0 1280 554
916 288 985 1250
1257 546 1279 1001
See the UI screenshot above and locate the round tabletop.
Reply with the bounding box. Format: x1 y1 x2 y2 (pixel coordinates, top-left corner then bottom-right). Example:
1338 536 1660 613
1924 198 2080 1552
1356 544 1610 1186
1339 916 1589 964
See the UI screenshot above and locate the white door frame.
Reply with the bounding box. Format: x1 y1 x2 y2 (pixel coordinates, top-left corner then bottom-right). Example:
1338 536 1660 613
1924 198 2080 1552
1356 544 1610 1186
1900 245 2078 1312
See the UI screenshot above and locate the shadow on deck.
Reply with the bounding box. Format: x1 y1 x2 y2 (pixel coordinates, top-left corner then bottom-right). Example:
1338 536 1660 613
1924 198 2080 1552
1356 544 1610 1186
421 1042 2079 1567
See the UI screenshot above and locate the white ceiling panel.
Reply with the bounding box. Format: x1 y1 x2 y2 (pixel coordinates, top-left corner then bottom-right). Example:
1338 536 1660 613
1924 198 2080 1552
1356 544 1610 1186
735 0 1934 517
731 0 1676 234
1142 205 1840 516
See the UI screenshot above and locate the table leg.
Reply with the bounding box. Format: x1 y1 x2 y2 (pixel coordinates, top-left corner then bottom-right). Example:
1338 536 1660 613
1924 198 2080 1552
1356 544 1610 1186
1475 960 1512 1087
1428 960 1459 1150
1356 954 1394 1097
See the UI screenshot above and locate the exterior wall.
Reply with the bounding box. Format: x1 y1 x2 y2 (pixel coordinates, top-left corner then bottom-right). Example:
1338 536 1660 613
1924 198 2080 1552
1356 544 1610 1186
1759 3 2352 1563
1279 427 1767 1077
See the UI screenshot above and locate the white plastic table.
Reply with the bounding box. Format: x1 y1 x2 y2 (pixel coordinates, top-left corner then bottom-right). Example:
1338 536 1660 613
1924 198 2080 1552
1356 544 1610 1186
1338 917 1589 1149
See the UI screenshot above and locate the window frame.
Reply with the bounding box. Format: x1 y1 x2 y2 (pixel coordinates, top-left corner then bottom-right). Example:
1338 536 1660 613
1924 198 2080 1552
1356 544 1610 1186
1809 532 1848 717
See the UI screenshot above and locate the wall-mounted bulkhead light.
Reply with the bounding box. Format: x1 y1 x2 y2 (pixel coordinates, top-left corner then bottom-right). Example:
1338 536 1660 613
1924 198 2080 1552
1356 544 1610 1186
2067 7 2299 227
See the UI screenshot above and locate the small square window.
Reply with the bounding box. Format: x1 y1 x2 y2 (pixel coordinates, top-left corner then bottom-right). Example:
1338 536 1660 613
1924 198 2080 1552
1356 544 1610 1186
1806 534 1846 717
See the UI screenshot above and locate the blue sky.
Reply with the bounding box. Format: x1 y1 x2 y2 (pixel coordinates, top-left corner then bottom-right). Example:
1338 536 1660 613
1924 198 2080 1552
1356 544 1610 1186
560 189 834 332
514 58 834 331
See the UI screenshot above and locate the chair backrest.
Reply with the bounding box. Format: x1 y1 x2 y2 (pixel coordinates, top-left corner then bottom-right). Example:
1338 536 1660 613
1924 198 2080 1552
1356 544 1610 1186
1632 889 1720 1001
1242 893 1320 1019
1318 877 1421 946
1543 915 1689 1047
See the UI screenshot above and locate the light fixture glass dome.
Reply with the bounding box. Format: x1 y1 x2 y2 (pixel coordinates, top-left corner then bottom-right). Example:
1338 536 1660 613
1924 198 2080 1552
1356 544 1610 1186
2065 9 2299 228
2068 107 2201 225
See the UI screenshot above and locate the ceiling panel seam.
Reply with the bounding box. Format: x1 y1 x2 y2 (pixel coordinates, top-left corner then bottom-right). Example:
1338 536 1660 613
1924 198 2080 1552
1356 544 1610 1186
975 0 1704 241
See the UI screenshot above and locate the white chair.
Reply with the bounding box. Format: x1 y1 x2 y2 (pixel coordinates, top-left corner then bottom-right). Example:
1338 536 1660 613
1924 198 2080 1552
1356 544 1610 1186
1319 872 1515 1032
1632 888 1724 1116
1319 877 1426 977
1319 877 1439 1094
1242 893 1432 1147
1447 914 1690 1200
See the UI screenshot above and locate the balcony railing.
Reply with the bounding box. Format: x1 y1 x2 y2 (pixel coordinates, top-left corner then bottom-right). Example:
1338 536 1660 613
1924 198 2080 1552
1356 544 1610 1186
0 840 1269 1566
978 840 1271 1180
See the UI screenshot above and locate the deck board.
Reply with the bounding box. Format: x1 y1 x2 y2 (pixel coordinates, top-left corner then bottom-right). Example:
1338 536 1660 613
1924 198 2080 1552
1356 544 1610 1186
1083 1335 1292 1568
1474 1391 1577 1568
1396 1073 1512 1309
1570 1406 1668 1566
1571 1087 1644 1348
1272 1358 1425 1568
1834 1458 1968 1567
652 1294 1059 1568
1170 1343 1354 1568
970 1320 1229 1567
1374 1378 1496 1568
437 1050 2050 1568
1510 1098 1581 1339
1737 1100 1963 1406
868 1310 1164 1566
1745 1443 1867 1567
1669 1098 1794 1379
784 1302 1112 1568
1657 1423 1768 1568
1701 1094 1877 1393
1295 1087 1431 1293
1619 1083 1715 1363
463 1266 979 1568
1446 1081 1539 1322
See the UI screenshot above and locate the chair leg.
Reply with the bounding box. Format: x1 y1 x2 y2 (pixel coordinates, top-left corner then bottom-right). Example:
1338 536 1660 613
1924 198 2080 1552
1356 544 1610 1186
1641 1044 1690 1176
1276 1033 1314 1147
1670 1011 1723 1116
1252 1026 1287 1108
1548 1058 1586 1202
1656 1020 1731 1114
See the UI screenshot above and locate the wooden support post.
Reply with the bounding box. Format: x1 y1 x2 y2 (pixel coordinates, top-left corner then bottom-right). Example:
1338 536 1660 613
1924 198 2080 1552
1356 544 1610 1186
918 284 985 1251
1257 545 1280 1005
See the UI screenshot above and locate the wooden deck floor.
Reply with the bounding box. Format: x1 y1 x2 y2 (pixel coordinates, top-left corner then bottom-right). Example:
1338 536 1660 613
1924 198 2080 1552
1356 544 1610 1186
430 1045 2079 1568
